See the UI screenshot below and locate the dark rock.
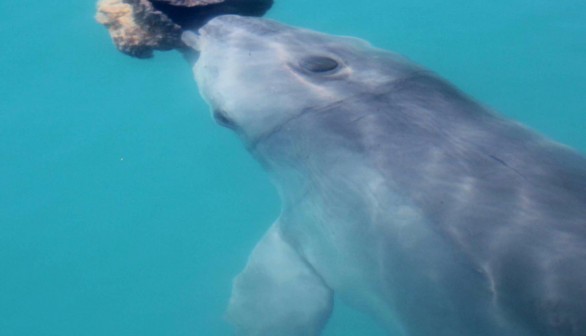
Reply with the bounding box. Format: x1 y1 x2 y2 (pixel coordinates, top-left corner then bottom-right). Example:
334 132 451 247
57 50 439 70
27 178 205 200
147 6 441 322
153 0 225 6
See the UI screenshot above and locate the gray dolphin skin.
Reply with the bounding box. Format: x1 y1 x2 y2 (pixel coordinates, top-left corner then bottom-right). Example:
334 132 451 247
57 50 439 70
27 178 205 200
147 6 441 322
182 15 586 336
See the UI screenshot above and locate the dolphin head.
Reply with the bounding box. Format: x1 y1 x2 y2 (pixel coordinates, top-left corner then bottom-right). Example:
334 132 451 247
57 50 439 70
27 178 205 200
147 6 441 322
182 15 419 144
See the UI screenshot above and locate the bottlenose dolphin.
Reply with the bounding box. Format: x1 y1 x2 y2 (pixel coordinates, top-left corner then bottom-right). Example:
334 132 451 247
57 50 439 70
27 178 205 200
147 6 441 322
181 15 586 336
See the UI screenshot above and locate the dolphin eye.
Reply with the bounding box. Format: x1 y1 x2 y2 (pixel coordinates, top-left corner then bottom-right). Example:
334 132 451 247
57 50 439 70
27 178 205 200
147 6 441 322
300 56 340 73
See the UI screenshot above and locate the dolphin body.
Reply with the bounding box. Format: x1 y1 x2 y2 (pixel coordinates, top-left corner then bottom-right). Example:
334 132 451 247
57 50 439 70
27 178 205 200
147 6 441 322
181 15 586 336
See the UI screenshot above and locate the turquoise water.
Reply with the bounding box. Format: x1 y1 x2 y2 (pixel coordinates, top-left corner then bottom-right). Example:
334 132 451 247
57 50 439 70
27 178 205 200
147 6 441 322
0 1 584 335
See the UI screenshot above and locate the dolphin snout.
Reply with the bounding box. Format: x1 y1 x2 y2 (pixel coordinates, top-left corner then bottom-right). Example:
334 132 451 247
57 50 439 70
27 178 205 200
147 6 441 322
182 31 201 51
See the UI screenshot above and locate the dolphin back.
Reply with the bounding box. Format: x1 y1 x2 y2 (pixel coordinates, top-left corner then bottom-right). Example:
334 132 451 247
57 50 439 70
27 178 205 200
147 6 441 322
377 74 585 335
295 72 586 335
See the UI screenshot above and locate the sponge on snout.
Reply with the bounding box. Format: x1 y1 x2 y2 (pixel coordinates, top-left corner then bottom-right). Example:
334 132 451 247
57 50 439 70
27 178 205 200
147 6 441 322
96 0 273 58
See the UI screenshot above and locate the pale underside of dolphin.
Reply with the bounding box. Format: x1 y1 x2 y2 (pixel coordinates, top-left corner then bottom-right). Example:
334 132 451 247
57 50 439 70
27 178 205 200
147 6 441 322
181 15 586 336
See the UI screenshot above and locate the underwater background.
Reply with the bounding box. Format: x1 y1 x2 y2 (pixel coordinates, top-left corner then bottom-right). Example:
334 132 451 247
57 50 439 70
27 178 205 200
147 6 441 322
0 0 584 335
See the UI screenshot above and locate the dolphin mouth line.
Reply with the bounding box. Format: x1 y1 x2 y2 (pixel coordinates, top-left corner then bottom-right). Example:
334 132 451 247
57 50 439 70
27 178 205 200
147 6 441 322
247 72 431 153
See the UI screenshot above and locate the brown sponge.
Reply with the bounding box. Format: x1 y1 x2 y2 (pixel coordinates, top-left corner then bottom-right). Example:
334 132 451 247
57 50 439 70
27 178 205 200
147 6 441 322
96 0 273 58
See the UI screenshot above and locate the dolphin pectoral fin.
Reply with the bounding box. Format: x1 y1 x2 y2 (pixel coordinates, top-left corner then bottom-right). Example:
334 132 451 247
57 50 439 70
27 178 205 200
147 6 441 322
227 224 333 336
